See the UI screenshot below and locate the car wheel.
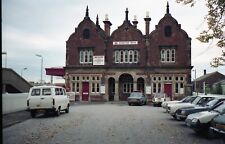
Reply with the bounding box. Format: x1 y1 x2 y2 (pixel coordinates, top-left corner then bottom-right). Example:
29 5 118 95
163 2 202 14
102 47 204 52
30 110 36 118
65 105 69 113
128 103 131 106
55 107 61 116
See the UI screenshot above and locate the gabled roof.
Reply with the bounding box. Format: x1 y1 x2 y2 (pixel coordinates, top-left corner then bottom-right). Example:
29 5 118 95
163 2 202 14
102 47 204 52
194 71 225 82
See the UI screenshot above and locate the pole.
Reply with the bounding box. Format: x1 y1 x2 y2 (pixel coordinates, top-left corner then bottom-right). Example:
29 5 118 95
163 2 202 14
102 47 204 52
36 54 43 85
2 52 7 68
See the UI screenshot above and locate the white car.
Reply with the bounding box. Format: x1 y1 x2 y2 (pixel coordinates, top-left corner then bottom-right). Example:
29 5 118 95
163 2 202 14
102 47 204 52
168 95 216 118
162 96 195 110
27 85 70 118
152 93 166 106
185 101 225 133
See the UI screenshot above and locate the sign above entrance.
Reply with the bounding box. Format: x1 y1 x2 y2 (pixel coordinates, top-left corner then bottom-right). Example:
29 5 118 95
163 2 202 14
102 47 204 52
113 41 138 45
93 56 105 65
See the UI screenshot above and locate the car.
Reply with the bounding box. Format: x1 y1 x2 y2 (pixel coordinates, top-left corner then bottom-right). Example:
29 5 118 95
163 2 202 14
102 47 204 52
185 101 225 134
162 96 196 110
166 96 197 114
27 85 70 118
168 95 216 118
152 93 166 106
127 91 147 106
176 97 225 121
209 114 225 138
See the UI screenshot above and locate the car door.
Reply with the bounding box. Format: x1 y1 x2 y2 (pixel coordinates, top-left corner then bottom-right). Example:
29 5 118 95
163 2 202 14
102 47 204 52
40 87 54 108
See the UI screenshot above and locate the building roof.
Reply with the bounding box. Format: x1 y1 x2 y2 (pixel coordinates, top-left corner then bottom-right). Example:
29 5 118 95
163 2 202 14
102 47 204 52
194 71 225 82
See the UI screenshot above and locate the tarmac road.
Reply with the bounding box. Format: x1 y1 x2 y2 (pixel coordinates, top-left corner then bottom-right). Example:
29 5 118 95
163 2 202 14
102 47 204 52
2 102 225 144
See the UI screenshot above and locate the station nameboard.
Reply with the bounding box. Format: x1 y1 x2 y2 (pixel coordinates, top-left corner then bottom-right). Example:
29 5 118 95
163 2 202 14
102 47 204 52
113 41 138 45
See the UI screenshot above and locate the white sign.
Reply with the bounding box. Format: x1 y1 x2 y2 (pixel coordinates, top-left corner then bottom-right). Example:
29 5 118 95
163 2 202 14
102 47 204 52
113 41 138 45
145 86 152 94
100 85 105 94
180 88 184 94
93 56 105 65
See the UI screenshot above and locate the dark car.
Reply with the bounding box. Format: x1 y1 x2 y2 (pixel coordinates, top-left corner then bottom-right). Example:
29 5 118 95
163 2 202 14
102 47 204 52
127 91 147 106
176 97 225 120
210 114 225 139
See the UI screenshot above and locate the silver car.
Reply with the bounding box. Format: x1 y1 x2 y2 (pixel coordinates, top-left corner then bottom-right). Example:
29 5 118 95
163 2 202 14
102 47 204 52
127 91 147 106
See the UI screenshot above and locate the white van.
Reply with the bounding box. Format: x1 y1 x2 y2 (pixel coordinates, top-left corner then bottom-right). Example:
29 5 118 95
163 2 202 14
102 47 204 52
27 85 70 118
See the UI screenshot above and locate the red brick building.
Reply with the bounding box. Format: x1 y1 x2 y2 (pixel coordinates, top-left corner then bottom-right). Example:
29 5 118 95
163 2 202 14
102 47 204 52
65 3 192 101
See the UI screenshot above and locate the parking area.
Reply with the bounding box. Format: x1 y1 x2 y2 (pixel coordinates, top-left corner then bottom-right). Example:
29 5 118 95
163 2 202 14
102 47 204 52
3 102 224 144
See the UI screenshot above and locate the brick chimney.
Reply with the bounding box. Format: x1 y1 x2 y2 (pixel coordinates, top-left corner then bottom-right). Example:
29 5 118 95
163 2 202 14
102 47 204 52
103 14 112 37
144 11 151 35
132 15 138 28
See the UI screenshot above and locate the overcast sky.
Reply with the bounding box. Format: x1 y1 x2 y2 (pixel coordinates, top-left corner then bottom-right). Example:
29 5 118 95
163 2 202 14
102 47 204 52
2 0 225 83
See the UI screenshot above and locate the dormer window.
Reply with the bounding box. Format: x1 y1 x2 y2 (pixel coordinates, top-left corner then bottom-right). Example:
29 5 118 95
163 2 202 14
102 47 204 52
164 25 172 37
83 29 90 39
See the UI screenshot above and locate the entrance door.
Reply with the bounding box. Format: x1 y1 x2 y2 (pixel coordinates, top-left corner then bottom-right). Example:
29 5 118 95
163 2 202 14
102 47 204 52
82 82 89 101
164 84 172 100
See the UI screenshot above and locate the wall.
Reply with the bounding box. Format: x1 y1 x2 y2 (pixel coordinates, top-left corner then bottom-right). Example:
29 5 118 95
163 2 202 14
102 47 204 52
2 93 28 114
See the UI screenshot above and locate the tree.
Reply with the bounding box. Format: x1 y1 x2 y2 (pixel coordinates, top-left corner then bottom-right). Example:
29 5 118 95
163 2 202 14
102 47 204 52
175 0 225 67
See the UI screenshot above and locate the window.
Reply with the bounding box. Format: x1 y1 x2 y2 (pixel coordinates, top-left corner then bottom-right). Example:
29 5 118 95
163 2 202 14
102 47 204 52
31 89 40 96
72 82 80 93
83 29 90 39
91 83 100 93
42 88 51 95
175 83 184 94
123 83 133 93
114 50 139 63
80 49 93 64
164 25 172 37
160 48 176 63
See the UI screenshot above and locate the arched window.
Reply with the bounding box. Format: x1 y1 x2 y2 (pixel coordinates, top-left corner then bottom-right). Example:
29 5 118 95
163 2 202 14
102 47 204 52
164 25 172 37
83 29 90 39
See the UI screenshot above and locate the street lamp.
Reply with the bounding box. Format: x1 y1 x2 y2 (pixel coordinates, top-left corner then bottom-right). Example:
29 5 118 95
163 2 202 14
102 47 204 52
21 67 27 77
35 54 43 84
2 52 7 68
192 69 197 96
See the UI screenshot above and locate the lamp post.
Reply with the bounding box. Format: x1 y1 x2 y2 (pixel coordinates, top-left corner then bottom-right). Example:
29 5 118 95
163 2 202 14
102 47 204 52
21 67 27 77
35 54 43 84
192 69 197 96
2 52 7 68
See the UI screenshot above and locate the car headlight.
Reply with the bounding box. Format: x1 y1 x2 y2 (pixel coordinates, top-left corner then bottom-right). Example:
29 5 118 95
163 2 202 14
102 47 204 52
192 118 198 123
181 111 186 115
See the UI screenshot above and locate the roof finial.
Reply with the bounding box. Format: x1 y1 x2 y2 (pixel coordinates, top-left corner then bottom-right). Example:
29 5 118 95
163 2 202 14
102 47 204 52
96 14 99 26
85 6 89 17
166 1 170 14
125 8 129 21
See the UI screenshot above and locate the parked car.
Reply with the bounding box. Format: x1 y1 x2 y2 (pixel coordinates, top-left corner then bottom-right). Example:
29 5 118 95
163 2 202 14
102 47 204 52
167 96 197 114
176 97 225 120
168 95 216 118
127 91 147 106
210 114 225 138
152 93 166 106
162 96 196 110
27 85 70 118
185 101 225 134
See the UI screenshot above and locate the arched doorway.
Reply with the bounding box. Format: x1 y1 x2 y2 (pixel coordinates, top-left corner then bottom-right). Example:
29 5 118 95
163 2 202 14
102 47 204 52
119 74 133 101
137 77 145 93
108 77 115 101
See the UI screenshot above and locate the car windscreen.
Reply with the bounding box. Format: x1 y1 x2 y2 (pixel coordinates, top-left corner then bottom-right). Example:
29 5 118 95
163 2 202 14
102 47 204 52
213 102 225 114
191 96 201 105
129 93 142 98
196 97 215 106
205 99 219 107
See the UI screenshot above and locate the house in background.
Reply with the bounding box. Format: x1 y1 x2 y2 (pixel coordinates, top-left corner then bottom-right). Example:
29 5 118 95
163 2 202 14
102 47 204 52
192 70 225 94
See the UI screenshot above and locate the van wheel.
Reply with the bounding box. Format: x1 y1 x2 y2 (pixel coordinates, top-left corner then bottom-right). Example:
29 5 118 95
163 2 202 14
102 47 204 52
65 105 69 113
55 108 61 116
31 110 36 118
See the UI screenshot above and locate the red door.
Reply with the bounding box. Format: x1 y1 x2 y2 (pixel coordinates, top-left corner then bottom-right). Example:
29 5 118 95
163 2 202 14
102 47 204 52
164 84 172 100
82 82 89 101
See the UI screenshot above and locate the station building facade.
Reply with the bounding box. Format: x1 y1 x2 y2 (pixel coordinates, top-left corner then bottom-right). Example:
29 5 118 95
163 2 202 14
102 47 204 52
65 3 192 101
